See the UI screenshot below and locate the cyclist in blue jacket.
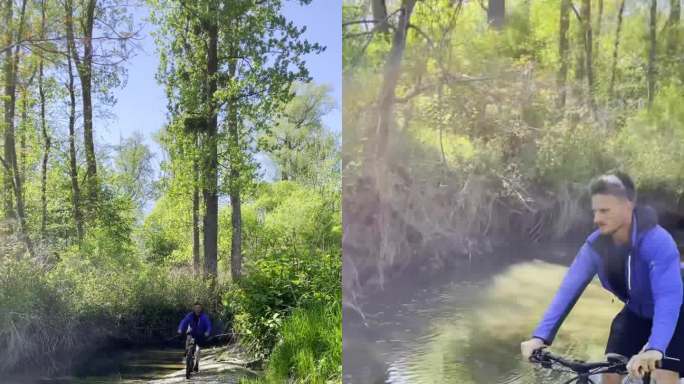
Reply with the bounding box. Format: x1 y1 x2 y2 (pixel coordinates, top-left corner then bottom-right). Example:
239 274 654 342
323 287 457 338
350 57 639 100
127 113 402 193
178 302 212 372
520 172 683 384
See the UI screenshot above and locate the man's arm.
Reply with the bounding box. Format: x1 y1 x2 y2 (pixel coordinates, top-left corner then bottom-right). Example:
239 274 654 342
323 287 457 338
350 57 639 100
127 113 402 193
532 243 598 344
178 313 190 334
644 229 683 354
202 315 212 336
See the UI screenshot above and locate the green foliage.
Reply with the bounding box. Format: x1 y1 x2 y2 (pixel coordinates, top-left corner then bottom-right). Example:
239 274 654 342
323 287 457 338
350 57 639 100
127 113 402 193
241 304 342 384
140 193 192 265
150 0 325 207
1 0 340 382
535 121 616 186
344 0 684 251
611 84 684 193
220 181 341 357
225 250 340 356
112 132 157 211
259 82 339 187
76 186 137 267
0 258 74 374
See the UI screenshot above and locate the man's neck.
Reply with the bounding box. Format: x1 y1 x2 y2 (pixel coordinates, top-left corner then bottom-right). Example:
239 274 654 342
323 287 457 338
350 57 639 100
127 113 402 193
612 215 633 245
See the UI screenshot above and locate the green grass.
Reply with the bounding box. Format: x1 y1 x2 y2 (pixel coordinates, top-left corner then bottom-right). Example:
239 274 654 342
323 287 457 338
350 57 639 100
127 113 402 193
242 303 341 384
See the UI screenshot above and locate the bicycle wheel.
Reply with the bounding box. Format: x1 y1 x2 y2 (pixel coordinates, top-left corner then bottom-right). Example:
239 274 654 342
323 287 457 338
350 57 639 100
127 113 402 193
185 336 195 379
186 348 194 379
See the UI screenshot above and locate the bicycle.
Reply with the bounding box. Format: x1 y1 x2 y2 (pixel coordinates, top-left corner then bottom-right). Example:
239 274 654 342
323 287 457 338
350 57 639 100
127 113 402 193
185 332 198 379
529 349 655 384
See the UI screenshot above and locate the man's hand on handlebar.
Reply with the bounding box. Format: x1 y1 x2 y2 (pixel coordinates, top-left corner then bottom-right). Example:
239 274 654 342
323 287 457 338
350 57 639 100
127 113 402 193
627 350 662 379
521 337 547 360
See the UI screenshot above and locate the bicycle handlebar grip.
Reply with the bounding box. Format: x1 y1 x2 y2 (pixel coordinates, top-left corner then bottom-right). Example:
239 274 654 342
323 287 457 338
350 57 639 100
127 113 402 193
643 372 650 384
642 359 663 384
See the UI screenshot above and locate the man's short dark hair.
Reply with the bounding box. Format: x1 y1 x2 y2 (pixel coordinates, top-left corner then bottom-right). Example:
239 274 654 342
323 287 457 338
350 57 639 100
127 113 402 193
589 171 636 202
193 302 202 307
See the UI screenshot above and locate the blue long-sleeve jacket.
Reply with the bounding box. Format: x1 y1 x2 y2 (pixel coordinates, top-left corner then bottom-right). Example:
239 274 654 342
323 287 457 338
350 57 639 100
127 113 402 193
532 206 683 354
178 312 212 337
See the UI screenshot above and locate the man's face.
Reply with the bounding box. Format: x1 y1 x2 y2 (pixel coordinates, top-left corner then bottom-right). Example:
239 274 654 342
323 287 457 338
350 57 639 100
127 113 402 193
591 194 633 236
193 305 202 315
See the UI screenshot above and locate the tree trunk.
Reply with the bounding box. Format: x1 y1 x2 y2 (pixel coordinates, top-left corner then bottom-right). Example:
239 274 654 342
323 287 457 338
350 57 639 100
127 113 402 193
488 0 505 29
19 90 27 200
365 0 416 168
66 28 84 243
574 1 586 102
582 0 596 114
229 170 242 282
228 98 242 282
228 37 242 282
202 21 219 278
371 0 389 33
82 0 97 205
558 0 571 109
3 0 14 218
594 0 603 61
361 0 416 287
66 0 98 207
666 0 680 55
2 0 33 256
40 0 50 237
608 0 626 99
192 133 201 276
648 0 657 107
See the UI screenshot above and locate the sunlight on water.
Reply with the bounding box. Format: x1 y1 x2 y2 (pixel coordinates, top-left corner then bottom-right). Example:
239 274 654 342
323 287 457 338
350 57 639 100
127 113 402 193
383 261 625 384
5 348 253 384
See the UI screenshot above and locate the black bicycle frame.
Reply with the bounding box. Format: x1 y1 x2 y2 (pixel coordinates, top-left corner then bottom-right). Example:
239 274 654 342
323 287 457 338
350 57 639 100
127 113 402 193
531 349 652 384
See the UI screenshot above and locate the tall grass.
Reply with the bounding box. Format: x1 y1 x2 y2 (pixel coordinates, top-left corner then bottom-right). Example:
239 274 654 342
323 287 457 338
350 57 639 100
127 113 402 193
242 303 342 384
0 255 216 375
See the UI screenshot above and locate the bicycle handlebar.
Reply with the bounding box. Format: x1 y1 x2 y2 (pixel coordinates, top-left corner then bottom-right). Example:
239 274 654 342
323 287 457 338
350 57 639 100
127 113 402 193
530 349 625 373
530 349 651 384
529 349 654 383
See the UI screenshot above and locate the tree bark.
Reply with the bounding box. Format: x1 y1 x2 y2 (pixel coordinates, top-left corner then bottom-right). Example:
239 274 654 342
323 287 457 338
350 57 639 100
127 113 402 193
557 0 571 109
228 94 242 282
192 133 201 276
19 87 27 203
66 0 98 207
582 0 596 114
2 0 33 256
3 0 15 218
65 22 84 243
488 0 505 29
648 0 657 107
574 1 585 103
608 0 626 99
228 33 242 282
371 0 389 33
229 164 242 282
594 0 603 61
666 0 680 55
202 21 218 278
39 0 50 237
361 0 416 286
365 0 416 168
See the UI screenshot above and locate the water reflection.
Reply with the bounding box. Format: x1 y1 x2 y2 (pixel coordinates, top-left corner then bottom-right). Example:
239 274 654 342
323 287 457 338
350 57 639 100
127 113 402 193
5 347 253 384
346 260 627 384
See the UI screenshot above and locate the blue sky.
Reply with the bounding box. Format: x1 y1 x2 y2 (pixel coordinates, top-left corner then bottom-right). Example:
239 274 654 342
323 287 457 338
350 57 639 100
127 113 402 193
97 1 341 179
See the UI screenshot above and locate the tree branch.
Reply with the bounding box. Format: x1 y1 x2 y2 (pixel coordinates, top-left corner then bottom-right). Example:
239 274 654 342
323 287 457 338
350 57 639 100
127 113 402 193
408 24 434 48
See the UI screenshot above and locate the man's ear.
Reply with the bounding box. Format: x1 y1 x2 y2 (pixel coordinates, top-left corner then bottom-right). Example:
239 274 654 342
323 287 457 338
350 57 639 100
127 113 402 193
626 201 635 216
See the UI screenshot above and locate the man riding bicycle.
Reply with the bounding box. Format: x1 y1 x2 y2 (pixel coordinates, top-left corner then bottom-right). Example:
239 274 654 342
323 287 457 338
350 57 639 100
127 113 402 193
521 172 684 384
178 302 212 373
